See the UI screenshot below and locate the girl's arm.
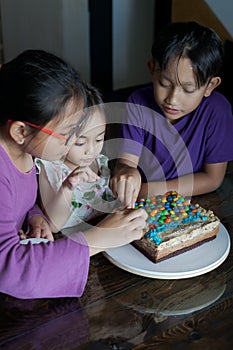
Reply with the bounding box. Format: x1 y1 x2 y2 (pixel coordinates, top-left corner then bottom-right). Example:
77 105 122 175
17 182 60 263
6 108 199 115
38 164 73 232
83 207 148 255
39 163 100 233
139 162 227 198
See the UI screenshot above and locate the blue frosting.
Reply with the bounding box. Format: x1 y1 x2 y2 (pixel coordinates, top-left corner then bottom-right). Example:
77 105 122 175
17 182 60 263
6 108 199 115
147 213 208 245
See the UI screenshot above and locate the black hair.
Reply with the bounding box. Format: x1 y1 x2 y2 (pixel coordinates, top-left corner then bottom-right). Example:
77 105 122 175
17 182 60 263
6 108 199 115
73 83 106 138
85 83 103 107
0 49 87 127
151 21 223 87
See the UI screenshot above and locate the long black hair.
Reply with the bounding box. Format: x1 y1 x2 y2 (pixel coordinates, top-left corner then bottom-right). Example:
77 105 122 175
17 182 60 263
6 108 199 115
0 49 87 127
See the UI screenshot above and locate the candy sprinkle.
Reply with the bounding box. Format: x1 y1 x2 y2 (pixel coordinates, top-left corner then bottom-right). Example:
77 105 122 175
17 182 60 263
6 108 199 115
134 191 207 245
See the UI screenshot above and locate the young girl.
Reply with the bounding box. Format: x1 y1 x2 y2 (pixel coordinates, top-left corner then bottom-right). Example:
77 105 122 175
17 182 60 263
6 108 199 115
0 50 147 299
36 85 116 233
111 21 233 207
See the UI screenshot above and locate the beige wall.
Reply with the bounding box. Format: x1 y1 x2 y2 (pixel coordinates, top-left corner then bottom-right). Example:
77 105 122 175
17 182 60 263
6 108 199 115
172 0 233 43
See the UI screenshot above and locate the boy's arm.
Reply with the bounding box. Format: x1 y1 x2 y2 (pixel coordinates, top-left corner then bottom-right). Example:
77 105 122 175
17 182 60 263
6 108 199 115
110 152 141 207
139 162 227 198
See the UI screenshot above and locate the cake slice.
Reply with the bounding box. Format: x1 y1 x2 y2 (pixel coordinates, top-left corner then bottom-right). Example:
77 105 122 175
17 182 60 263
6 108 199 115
132 191 220 263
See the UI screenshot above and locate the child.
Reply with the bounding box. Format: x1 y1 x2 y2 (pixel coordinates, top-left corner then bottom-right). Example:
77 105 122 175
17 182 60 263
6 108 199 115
110 21 233 207
36 85 116 233
0 49 147 299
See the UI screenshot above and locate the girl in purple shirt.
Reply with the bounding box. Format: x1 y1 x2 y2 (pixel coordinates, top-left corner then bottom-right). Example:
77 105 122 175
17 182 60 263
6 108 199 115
111 22 233 206
0 50 147 299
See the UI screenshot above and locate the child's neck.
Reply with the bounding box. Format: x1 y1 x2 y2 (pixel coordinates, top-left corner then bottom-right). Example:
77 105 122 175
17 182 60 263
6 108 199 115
64 159 77 171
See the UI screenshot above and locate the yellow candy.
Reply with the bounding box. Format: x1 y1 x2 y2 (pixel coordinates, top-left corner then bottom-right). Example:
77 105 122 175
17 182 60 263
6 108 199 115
151 210 158 216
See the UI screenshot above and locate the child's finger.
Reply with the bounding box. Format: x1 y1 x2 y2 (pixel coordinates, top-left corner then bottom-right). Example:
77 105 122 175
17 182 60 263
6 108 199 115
41 229 54 241
69 168 99 185
18 229 27 240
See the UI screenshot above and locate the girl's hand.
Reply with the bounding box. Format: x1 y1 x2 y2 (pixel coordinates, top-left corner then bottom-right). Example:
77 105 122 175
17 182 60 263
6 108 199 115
84 207 148 253
28 215 54 241
18 229 27 240
63 166 100 191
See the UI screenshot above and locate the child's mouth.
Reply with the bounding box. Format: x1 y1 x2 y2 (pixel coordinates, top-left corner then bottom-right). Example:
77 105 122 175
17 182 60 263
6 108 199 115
163 105 180 115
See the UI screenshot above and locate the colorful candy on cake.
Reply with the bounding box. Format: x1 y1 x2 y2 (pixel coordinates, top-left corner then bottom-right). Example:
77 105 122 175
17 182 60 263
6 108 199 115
132 191 220 263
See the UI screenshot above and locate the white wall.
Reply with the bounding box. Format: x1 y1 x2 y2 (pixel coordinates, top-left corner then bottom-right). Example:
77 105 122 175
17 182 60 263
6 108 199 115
2 0 231 91
112 0 154 90
0 0 154 90
0 0 90 81
205 0 233 37
62 0 90 81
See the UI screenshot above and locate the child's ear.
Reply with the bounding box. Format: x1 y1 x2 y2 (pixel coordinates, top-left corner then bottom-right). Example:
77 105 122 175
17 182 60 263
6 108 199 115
147 60 155 76
204 77 221 97
9 121 27 145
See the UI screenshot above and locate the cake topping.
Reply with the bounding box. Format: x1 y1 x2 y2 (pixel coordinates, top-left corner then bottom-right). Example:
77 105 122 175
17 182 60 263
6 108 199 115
134 191 209 245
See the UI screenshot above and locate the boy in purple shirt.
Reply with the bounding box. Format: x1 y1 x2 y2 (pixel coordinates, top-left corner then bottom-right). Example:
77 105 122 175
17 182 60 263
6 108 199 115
111 22 233 206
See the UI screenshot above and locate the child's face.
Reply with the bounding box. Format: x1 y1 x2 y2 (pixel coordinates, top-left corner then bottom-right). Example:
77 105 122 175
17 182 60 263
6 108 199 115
65 109 106 167
25 100 85 161
149 57 219 124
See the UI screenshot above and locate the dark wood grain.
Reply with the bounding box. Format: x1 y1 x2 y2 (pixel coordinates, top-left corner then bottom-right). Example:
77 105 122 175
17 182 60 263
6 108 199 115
1 169 233 349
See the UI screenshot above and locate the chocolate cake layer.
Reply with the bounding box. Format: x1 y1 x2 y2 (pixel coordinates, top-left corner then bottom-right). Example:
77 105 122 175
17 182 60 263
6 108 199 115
132 231 218 263
133 192 220 263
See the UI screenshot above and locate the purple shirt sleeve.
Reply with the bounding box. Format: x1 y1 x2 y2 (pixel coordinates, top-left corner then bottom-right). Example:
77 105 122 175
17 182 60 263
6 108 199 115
28 203 48 220
0 146 90 299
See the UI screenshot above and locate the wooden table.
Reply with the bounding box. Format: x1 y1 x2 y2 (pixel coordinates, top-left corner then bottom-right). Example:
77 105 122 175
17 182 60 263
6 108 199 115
1 170 233 350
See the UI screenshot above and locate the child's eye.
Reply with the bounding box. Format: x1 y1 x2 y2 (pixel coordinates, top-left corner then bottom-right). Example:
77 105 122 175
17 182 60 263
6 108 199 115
184 89 195 94
75 142 85 147
96 138 104 143
182 87 197 94
159 80 170 88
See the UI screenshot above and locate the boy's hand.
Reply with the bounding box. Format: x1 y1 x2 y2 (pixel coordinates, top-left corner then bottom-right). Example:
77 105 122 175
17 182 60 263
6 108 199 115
63 166 100 191
110 167 141 208
28 215 54 241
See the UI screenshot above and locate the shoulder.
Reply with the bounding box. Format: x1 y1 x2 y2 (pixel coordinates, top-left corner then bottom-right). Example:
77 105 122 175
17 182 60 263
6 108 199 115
35 158 64 172
202 91 232 112
194 91 233 134
0 145 15 178
127 84 156 109
192 91 232 126
36 158 70 188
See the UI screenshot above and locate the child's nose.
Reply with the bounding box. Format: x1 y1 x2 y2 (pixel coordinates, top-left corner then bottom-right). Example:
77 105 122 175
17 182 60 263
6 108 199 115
85 142 94 154
166 87 178 105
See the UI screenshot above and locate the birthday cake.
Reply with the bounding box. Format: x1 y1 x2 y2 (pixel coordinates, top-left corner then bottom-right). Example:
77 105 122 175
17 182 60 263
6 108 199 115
132 191 220 263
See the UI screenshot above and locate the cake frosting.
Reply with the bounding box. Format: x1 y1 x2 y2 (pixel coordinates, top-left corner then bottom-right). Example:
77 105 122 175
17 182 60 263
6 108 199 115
132 191 220 263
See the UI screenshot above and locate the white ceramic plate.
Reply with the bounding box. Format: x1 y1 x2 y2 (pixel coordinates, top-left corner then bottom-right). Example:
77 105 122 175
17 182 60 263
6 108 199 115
104 223 231 279
20 238 49 245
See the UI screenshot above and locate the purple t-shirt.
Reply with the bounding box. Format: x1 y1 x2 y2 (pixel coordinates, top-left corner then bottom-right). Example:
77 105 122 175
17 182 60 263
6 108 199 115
119 85 233 182
0 145 90 299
